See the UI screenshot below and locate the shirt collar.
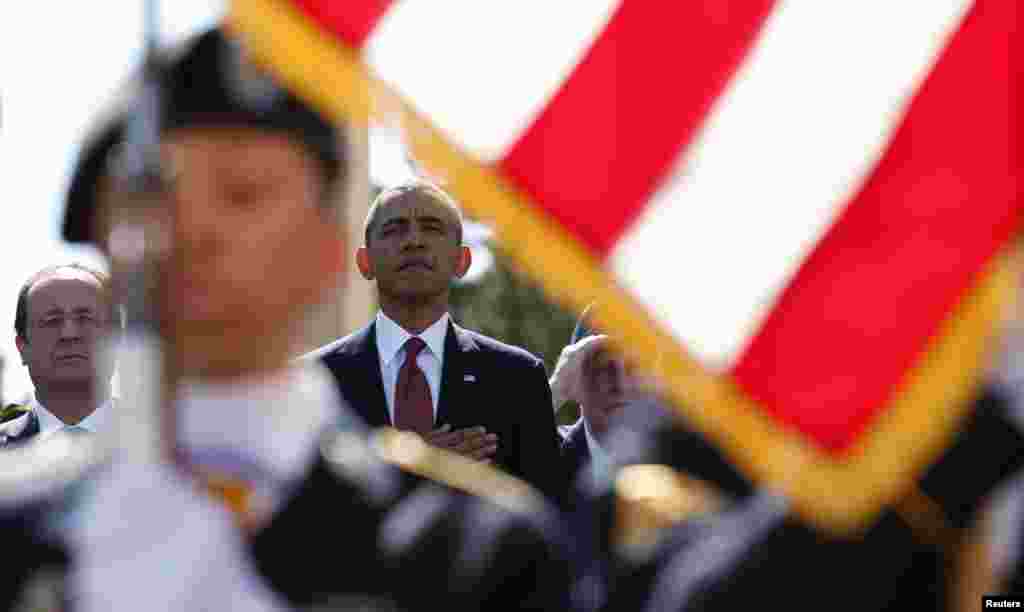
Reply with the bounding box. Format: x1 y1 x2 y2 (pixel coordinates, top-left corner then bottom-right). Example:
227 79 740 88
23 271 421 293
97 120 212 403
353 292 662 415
176 362 339 485
583 419 606 458
32 395 113 435
583 418 613 481
77 399 111 432
375 311 450 367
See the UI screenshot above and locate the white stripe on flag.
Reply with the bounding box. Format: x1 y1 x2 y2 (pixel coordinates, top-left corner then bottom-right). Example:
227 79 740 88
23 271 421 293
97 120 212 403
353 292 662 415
609 0 972 369
364 0 620 161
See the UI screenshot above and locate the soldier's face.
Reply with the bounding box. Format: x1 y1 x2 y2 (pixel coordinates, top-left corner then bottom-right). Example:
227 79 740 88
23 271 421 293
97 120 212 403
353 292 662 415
362 192 467 303
158 128 344 375
17 272 113 390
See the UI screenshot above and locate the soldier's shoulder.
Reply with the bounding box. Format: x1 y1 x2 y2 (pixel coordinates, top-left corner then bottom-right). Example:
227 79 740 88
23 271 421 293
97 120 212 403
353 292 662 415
0 404 40 448
314 427 404 506
370 427 548 516
369 429 572 610
0 434 102 511
611 463 729 560
310 426 553 531
0 403 32 423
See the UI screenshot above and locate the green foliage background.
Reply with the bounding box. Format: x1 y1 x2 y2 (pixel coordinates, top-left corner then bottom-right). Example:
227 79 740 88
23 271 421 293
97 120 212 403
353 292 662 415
449 242 581 426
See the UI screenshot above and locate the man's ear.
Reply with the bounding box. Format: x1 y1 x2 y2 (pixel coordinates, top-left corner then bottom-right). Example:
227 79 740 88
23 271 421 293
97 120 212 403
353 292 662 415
454 246 472 279
15 335 28 365
356 247 375 280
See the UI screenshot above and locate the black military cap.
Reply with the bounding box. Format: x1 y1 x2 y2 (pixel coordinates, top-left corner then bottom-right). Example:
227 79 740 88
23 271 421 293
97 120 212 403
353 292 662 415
62 27 345 244
62 119 125 244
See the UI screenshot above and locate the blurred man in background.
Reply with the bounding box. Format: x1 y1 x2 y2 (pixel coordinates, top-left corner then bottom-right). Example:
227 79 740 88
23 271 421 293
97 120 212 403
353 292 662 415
1 263 117 447
550 304 641 490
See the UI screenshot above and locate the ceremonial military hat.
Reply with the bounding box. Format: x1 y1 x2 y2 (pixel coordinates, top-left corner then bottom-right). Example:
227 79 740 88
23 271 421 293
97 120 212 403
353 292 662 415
62 120 125 244
62 27 345 244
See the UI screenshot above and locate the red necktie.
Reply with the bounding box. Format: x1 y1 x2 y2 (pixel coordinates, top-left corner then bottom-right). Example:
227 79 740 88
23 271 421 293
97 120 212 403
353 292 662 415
393 337 434 434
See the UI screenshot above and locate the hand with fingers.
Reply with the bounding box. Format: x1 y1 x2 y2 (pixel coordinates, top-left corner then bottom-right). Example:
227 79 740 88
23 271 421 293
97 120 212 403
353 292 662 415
549 334 609 412
423 424 499 463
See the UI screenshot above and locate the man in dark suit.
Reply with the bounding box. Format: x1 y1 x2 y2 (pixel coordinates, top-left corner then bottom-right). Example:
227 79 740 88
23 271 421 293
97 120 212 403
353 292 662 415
550 304 643 493
1 264 118 448
307 182 567 503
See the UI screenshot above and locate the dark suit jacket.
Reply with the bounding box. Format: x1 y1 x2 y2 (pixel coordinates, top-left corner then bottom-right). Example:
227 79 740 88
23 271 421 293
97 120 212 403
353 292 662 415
310 320 568 505
560 419 592 485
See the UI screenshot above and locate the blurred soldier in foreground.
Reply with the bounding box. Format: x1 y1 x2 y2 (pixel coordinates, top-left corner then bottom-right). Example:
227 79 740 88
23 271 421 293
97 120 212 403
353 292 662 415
593 360 1024 610
1 264 118 447
0 26 570 611
554 385 1022 611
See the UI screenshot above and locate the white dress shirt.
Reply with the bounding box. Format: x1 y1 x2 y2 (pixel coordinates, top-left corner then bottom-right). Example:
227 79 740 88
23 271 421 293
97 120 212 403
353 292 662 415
584 419 614 487
175 361 341 515
375 311 449 424
31 394 112 438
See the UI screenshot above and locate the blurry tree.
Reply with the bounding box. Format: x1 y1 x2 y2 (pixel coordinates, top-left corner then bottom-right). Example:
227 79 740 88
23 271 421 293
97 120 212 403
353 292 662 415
450 241 581 425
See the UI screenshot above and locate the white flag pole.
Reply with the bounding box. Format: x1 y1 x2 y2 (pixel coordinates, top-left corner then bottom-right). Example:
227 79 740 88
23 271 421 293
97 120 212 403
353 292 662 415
106 0 172 467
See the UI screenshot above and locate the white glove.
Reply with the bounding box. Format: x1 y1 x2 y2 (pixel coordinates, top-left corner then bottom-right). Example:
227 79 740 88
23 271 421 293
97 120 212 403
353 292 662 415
549 334 608 413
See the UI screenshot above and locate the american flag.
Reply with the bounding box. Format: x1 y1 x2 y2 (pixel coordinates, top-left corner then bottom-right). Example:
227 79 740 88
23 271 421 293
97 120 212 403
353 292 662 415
227 0 1022 533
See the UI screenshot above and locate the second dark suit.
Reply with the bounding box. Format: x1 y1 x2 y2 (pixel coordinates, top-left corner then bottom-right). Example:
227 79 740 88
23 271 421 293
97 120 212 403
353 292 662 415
309 319 568 504
559 419 592 485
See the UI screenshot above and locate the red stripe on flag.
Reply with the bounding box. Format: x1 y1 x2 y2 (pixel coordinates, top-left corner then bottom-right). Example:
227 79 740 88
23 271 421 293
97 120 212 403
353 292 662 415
499 1 777 256
292 0 395 47
731 0 1021 454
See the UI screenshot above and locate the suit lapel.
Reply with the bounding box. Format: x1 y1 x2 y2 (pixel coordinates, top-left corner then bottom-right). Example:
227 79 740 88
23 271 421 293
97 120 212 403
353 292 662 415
436 322 477 427
574 422 591 468
564 419 591 477
328 323 391 428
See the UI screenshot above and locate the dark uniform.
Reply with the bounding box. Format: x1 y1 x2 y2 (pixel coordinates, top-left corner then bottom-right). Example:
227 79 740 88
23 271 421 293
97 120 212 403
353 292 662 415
2 25 573 611
254 427 571 611
599 385 1024 611
1 422 572 611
